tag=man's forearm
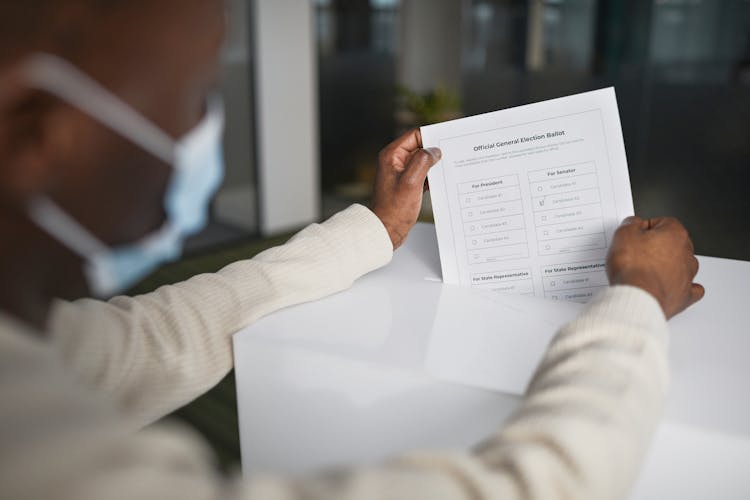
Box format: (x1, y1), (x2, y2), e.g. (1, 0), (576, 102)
(468, 285), (669, 499)
(47, 204), (393, 426)
(28, 285), (670, 500)
(238, 286), (672, 500)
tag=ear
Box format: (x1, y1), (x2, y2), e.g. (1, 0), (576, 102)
(0, 63), (77, 207)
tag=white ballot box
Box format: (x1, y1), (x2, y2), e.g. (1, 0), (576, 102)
(233, 224), (750, 499)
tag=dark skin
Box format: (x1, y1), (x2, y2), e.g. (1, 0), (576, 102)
(0, 0), (702, 333)
(0, 0), (439, 331)
(607, 216), (705, 318)
(0, 0), (227, 329)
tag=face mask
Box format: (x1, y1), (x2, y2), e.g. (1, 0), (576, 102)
(21, 53), (225, 297)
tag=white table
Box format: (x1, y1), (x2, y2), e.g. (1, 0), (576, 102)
(233, 223), (750, 499)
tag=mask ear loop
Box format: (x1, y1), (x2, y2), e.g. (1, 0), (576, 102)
(27, 197), (119, 297)
(21, 53), (176, 164)
(20, 54), (181, 297)
(27, 197), (107, 258)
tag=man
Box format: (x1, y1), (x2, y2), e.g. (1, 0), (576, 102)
(0, 1), (703, 499)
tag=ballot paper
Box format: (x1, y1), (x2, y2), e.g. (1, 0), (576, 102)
(421, 88), (633, 302)
(424, 285), (583, 394)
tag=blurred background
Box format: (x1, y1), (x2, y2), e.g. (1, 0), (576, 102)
(193, 0), (750, 261)
(151, 0), (750, 468)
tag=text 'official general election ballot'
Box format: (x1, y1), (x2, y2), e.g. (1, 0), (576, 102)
(422, 88), (634, 303)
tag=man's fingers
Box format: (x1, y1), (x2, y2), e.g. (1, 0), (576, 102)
(689, 255), (699, 278)
(615, 216), (647, 238)
(620, 216), (681, 232)
(401, 147), (441, 188)
(673, 283), (704, 317)
(688, 283), (705, 306)
(649, 216), (685, 231)
(621, 215), (642, 225)
(620, 215), (649, 231)
(424, 147), (441, 161)
(384, 128), (423, 158)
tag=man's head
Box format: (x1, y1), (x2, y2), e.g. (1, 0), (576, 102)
(0, 0), (226, 309)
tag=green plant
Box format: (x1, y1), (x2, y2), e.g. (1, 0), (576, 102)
(397, 84), (462, 125)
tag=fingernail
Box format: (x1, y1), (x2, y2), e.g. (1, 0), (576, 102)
(426, 147), (442, 160)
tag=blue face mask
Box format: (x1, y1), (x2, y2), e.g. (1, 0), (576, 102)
(22, 54), (226, 297)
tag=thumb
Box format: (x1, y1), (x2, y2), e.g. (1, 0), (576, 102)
(687, 282), (705, 307)
(401, 147), (441, 188)
(621, 215), (648, 230)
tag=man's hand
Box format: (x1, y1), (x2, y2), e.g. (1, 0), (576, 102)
(371, 129), (441, 250)
(607, 216), (705, 319)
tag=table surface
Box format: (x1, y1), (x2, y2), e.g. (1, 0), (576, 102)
(233, 223), (750, 499)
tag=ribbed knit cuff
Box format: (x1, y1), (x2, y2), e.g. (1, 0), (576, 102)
(583, 285), (669, 350)
(319, 204), (394, 279)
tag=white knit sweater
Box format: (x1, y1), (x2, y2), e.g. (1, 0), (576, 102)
(0, 204), (669, 500)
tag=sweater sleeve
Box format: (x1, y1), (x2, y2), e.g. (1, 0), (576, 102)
(28, 285), (671, 500)
(46, 204), (393, 427)
(232, 285), (670, 500)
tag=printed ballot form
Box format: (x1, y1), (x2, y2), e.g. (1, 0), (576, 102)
(422, 88), (633, 302)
